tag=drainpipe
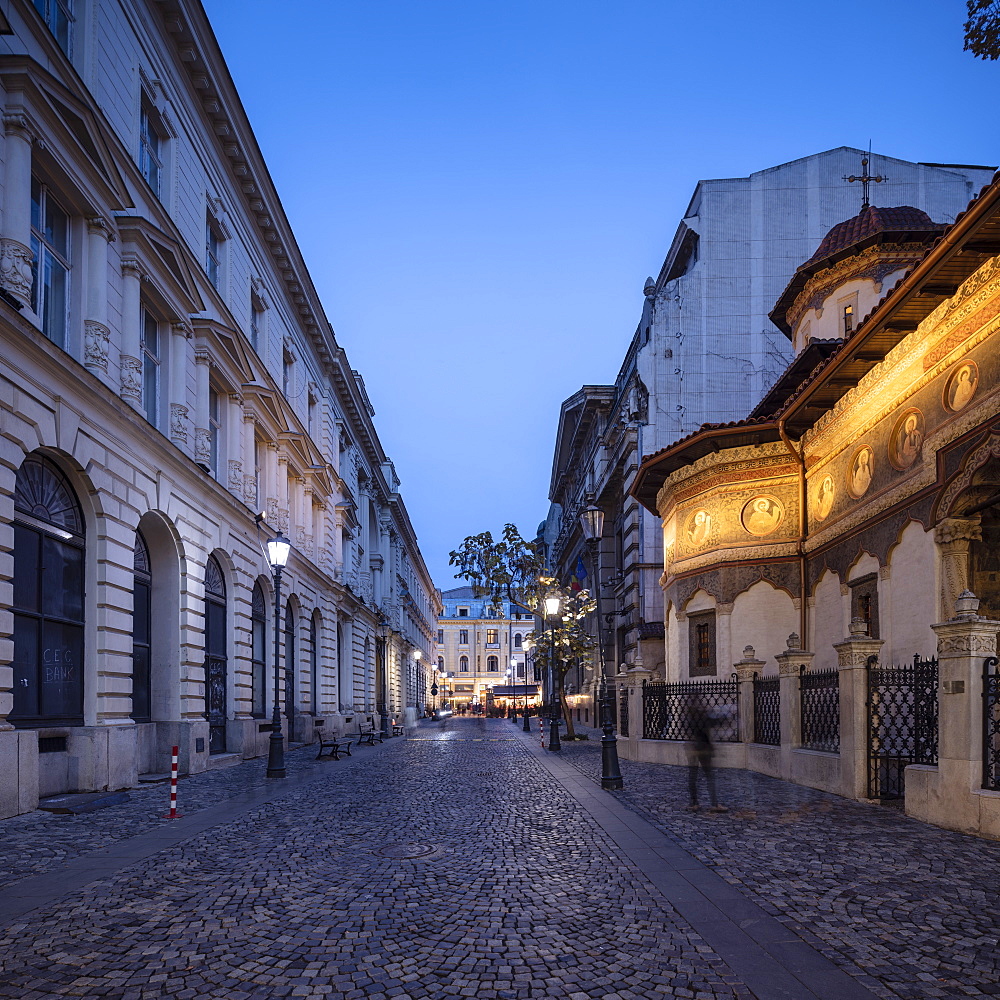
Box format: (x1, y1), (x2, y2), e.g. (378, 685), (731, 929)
(778, 418), (808, 645)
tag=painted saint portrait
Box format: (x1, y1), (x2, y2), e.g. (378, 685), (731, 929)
(945, 361), (978, 412)
(741, 496), (784, 536)
(848, 446), (874, 499)
(890, 408), (924, 470)
(687, 509), (712, 547)
(815, 475), (835, 520)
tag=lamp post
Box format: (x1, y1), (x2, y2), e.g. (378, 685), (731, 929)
(412, 649), (421, 726)
(545, 592), (562, 751)
(522, 640), (534, 731)
(265, 530), (291, 779)
(579, 501), (623, 790)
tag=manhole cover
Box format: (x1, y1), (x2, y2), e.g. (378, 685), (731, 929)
(377, 842), (437, 859)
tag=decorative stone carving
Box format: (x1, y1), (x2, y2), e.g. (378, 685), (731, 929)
(228, 459), (243, 492)
(266, 497), (279, 523)
(0, 238), (34, 304)
(86, 216), (115, 242)
(120, 355), (142, 404)
(84, 320), (110, 373)
(935, 516), (982, 620)
(242, 474), (257, 505)
(937, 633), (998, 655)
(194, 427), (211, 464)
(3, 113), (35, 143)
(278, 506), (289, 532)
(169, 403), (188, 445)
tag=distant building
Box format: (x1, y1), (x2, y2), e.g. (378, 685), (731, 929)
(435, 587), (536, 709)
(544, 149), (995, 714)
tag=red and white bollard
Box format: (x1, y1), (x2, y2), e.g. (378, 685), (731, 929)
(163, 745), (183, 819)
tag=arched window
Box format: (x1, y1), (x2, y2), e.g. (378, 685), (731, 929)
(514, 633), (522, 648)
(310, 611), (320, 715)
(251, 582), (266, 717)
(460, 656), (469, 673)
(204, 555), (228, 754)
(132, 531), (152, 722)
(284, 601), (296, 724)
(487, 656), (499, 672)
(12, 455), (85, 726)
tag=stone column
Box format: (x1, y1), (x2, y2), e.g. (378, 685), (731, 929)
(935, 517), (982, 623)
(193, 346), (211, 467)
(833, 618), (884, 800)
(169, 323), (189, 449)
(0, 114), (36, 307)
(277, 454), (290, 532)
(302, 483), (315, 558)
(925, 591), (1000, 831)
(119, 258), (143, 407)
(226, 394), (244, 499)
(734, 646), (765, 744)
(263, 441), (278, 521)
(241, 408), (257, 507)
(625, 665), (652, 742)
(774, 633), (814, 751)
(83, 217), (113, 376)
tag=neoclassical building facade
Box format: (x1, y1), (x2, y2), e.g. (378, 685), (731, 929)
(0, 0), (438, 819)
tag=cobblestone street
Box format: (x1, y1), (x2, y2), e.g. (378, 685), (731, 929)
(0, 719), (996, 999)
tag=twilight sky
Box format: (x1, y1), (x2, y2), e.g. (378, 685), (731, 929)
(203, 0), (997, 590)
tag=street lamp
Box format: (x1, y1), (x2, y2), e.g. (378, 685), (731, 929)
(544, 592), (562, 751)
(265, 529), (291, 779)
(579, 501), (623, 790)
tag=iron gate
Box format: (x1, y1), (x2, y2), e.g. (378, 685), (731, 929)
(619, 688), (629, 737)
(867, 653), (938, 799)
(984, 656), (1000, 790)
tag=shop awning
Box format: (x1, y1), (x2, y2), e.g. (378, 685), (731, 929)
(488, 685), (540, 697)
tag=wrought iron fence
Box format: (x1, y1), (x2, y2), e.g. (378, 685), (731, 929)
(619, 688), (629, 737)
(984, 657), (1000, 790)
(642, 677), (739, 742)
(800, 666), (840, 753)
(752, 673), (780, 746)
(867, 654), (938, 800)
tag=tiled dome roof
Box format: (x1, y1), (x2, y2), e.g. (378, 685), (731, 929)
(802, 205), (942, 269)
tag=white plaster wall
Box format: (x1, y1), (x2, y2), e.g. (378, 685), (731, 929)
(810, 568), (844, 670)
(730, 581), (798, 672)
(886, 521), (938, 663)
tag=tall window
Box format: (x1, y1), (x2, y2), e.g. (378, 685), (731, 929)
(486, 629), (499, 646)
(141, 308), (161, 426)
(437, 629), (444, 644)
(250, 297), (264, 352)
(459, 630), (468, 645)
(282, 348), (294, 396)
(284, 601), (296, 722)
(514, 633), (522, 648)
(204, 555), (228, 753)
(208, 385), (222, 478)
(30, 177), (70, 349)
(688, 611), (716, 677)
(487, 656), (498, 673)
(132, 531), (152, 723)
(205, 214), (222, 289)
(460, 656), (469, 673)
(251, 582), (266, 717)
(139, 96), (164, 199)
(12, 454), (85, 726)
(437, 656), (445, 671)
(843, 303), (854, 335)
(849, 574), (880, 639)
(32, 0), (73, 56)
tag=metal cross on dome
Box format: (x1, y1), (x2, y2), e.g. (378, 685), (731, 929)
(843, 145), (885, 210)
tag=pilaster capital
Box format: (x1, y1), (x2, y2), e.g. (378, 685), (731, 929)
(194, 346), (212, 366)
(776, 651), (814, 676)
(171, 320), (193, 339)
(934, 516), (982, 547)
(833, 636), (884, 668)
(716, 602), (734, 617)
(86, 216), (115, 242)
(120, 256), (146, 281)
(734, 645), (766, 681)
(3, 112), (36, 143)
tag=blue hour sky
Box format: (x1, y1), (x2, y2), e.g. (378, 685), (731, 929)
(204, 0), (997, 589)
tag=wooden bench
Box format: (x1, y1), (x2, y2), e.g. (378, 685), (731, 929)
(391, 723), (404, 738)
(316, 732), (354, 760)
(356, 724), (384, 746)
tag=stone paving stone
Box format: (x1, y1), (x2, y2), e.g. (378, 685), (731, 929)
(558, 731), (1000, 1000)
(0, 720), (751, 1000)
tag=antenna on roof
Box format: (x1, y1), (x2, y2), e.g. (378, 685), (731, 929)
(843, 142), (885, 210)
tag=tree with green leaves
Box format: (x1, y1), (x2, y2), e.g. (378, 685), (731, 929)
(448, 523), (546, 616)
(965, 0), (1000, 60)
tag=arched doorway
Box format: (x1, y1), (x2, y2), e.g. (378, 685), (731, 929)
(284, 600), (296, 734)
(11, 454), (86, 726)
(204, 555), (228, 754)
(132, 531), (152, 722)
(973, 503), (1000, 617)
(251, 582), (267, 718)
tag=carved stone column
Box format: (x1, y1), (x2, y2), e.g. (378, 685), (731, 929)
(193, 346), (211, 467)
(774, 633), (814, 758)
(920, 591), (1000, 832)
(277, 454), (290, 532)
(716, 602), (733, 672)
(119, 258), (144, 407)
(241, 406), (257, 507)
(734, 646), (765, 745)
(1, 114), (36, 306)
(935, 516), (982, 623)
(169, 322), (190, 449)
(625, 665), (652, 742)
(833, 618), (884, 800)
(227, 394), (244, 498)
(83, 217), (114, 374)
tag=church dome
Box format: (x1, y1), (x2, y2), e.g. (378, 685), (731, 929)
(801, 205), (943, 270)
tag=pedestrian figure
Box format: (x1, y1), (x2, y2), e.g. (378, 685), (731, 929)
(685, 694), (728, 813)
